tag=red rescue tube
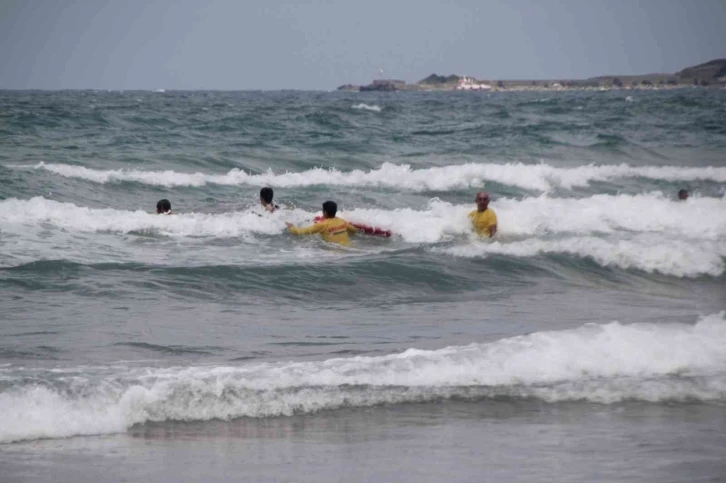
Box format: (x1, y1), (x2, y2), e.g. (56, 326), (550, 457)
(313, 216), (391, 238)
(351, 223), (391, 237)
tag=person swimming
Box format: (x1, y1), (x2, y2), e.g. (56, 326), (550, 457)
(678, 189), (689, 201)
(156, 199), (172, 214)
(260, 187), (279, 213)
(285, 201), (358, 245)
(469, 191), (497, 237)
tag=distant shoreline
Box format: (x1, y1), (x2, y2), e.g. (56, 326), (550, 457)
(338, 83), (711, 93)
(338, 59), (726, 92)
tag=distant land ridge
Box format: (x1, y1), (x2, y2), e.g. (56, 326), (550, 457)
(338, 59), (726, 92)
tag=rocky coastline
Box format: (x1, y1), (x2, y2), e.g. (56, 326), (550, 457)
(338, 59), (726, 92)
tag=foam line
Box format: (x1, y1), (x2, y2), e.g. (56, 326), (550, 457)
(26, 162), (726, 191)
(1, 313), (724, 443)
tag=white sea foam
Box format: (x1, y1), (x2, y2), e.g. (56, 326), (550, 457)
(1, 195), (724, 275)
(0, 197), (288, 238)
(343, 194), (726, 242)
(0, 197), (356, 267)
(26, 162), (726, 191)
(352, 194), (726, 276)
(491, 193), (726, 240)
(352, 103), (382, 112)
(435, 237), (726, 278)
(3, 193), (724, 241)
(1, 312), (724, 443)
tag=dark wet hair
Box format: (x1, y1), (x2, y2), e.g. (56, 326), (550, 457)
(678, 189), (688, 199)
(260, 187), (274, 204)
(322, 200), (337, 217)
(156, 199), (171, 213)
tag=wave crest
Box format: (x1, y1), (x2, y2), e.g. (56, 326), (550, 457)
(1, 312), (724, 443)
(435, 237), (726, 278)
(352, 103), (382, 112)
(25, 162), (726, 191)
(1, 195), (724, 276)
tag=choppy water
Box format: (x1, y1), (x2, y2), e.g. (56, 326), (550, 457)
(1, 89), (725, 482)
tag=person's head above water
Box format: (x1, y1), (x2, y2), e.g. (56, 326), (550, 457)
(678, 189), (689, 200)
(260, 187), (274, 205)
(322, 200), (337, 218)
(156, 199), (172, 214)
(260, 187), (277, 212)
(475, 191), (491, 211)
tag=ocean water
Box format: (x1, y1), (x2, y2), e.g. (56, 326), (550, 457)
(1, 89), (725, 482)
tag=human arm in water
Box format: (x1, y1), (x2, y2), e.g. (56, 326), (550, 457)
(487, 209), (498, 238)
(286, 222), (326, 236)
(311, 216), (358, 234)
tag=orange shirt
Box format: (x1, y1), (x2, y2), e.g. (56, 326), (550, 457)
(288, 217), (358, 245)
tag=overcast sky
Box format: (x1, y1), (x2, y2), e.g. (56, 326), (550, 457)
(1, 0), (724, 90)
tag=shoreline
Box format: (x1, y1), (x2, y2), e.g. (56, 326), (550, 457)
(338, 58), (726, 92)
(339, 83), (722, 93)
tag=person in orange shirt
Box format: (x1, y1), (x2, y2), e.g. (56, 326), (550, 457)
(286, 201), (358, 245)
(469, 191), (497, 237)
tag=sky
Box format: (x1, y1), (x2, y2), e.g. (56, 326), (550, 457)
(0, 0), (724, 90)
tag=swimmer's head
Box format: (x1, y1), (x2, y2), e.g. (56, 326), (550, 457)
(678, 189), (689, 200)
(260, 187), (274, 205)
(156, 199), (172, 214)
(475, 191), (491, 211)
(322, 201), (337, 218)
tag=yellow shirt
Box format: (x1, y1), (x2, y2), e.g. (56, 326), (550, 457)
(288, 217), (358, 245)
(469, 209), (497, 237)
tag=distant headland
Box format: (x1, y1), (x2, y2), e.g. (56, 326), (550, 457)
(338, 59), (726, 92)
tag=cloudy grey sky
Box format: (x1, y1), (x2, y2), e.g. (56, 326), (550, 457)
(1, 0), (724, 90)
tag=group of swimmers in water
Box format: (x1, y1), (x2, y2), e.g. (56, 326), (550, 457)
(155, 187), (498, 245)
(155, 187), (690, 246)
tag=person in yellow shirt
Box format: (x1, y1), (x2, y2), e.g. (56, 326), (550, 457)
(286, 201), (358, 245)
(469, 191), (497, 237)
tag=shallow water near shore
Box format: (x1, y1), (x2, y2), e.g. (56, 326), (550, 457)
(2, 401), (725, 483)
(1, 89), (725, 482)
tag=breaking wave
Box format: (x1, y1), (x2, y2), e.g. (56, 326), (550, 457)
(1, 312), (724, 443)
(352, 103), (382, 112)
(1, 195), (724, 276)
(24, 162), (726, 191)
(0, 197), (286, 238)
(2, 193), (724, 240)
(435, 237), (726, 278)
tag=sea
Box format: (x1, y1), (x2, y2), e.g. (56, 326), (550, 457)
(0, 89), (725, 483)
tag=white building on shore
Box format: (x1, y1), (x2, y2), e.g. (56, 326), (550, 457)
(456, 77), (492, 91)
